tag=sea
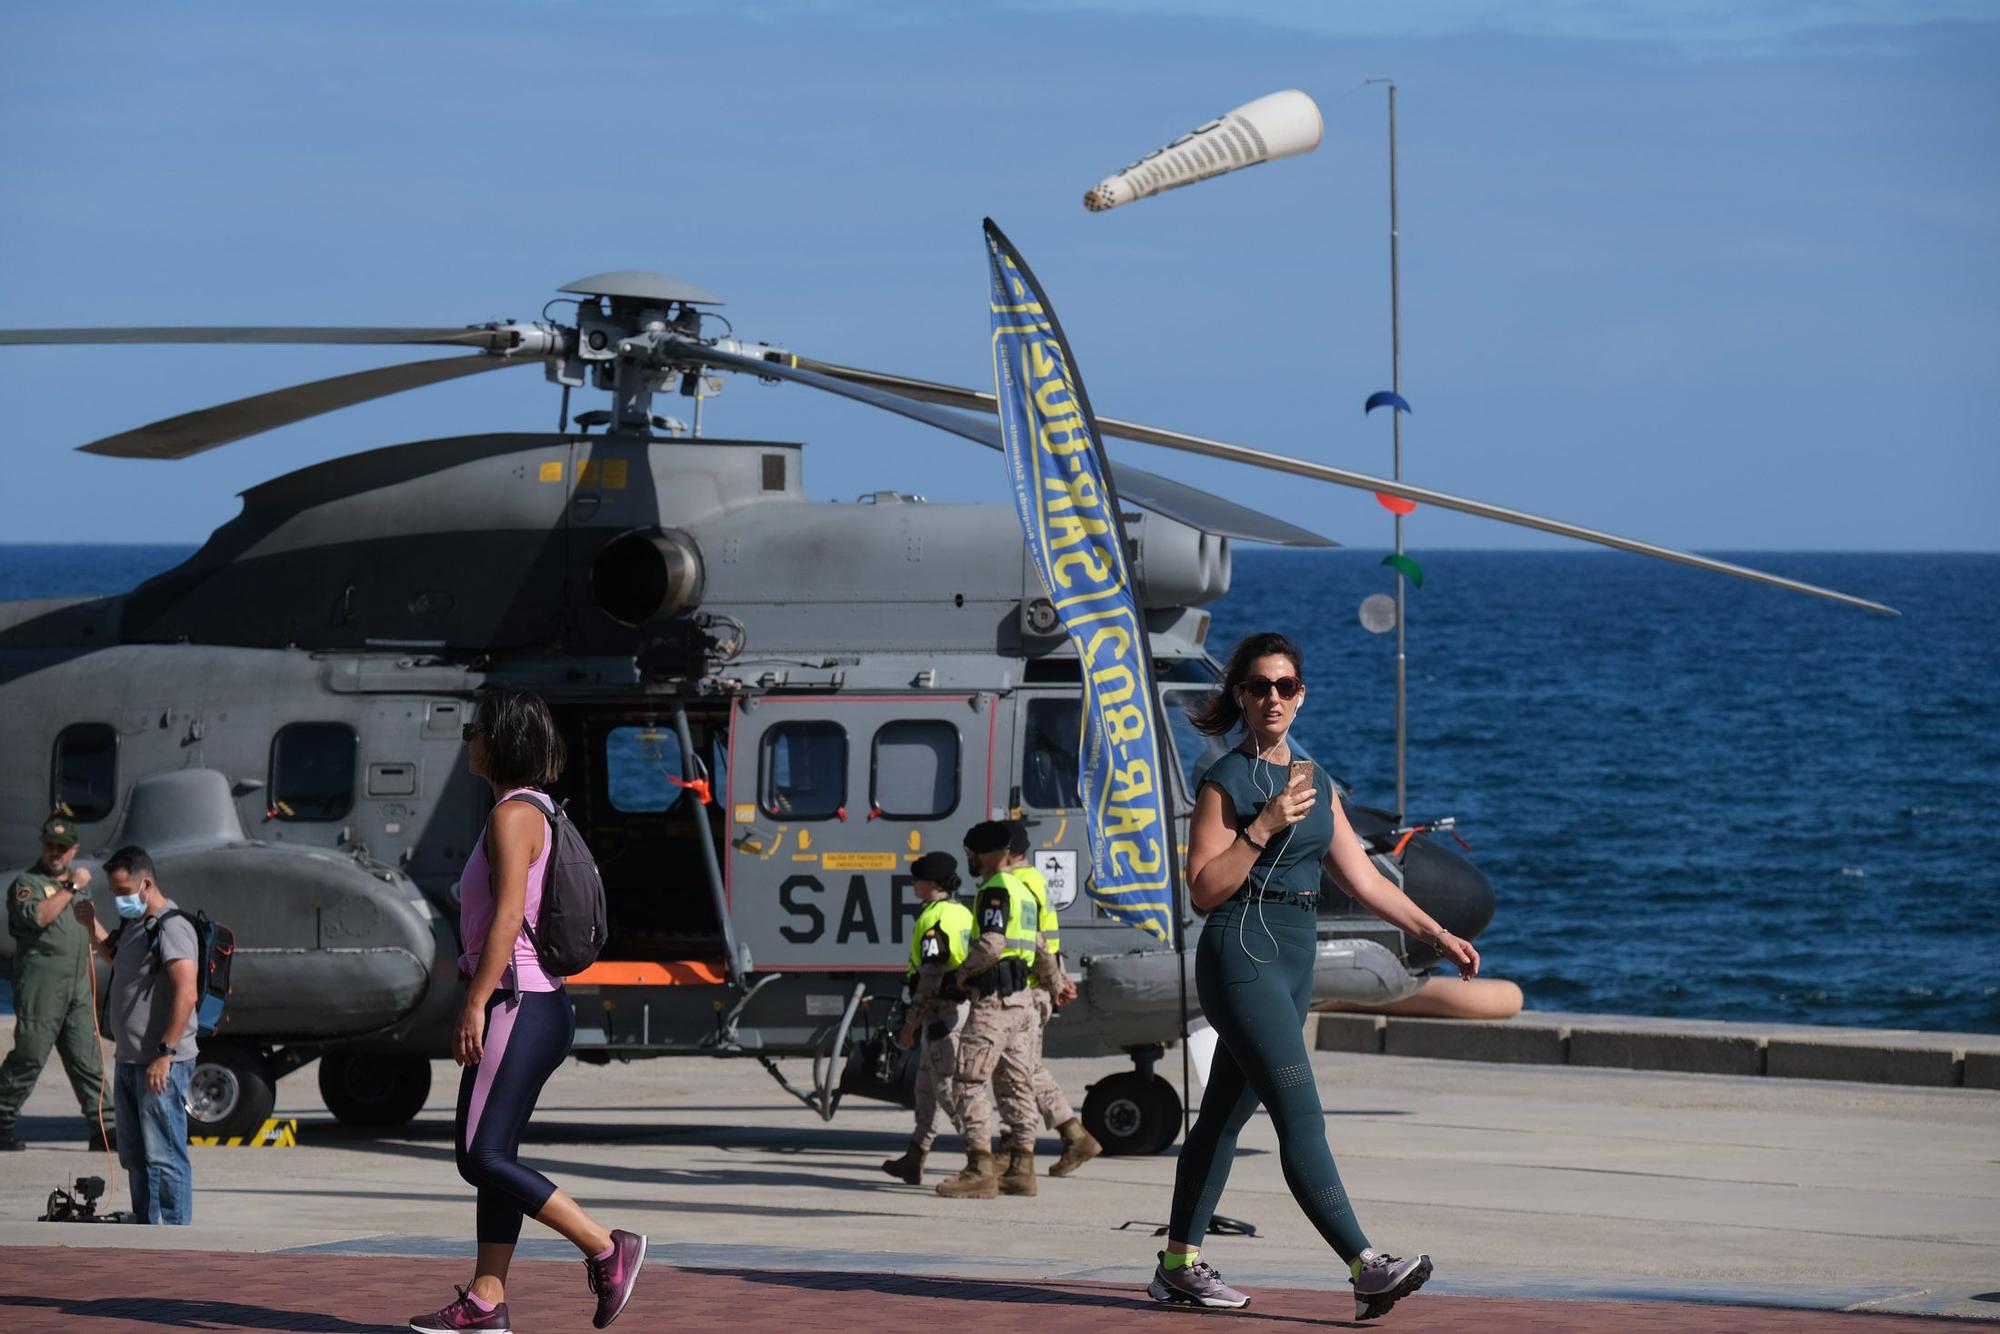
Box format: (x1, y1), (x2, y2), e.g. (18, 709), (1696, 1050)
(3, 546), (1995, 1034)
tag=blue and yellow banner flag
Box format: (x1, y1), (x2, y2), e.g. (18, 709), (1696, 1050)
(983, 219), (1174, 942)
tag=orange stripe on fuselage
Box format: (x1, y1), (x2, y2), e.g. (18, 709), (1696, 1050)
(565, 960), (726, 987)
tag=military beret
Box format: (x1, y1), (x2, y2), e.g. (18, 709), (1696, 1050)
(911, 851), (958, 885)
(962, 820), (1011, 854)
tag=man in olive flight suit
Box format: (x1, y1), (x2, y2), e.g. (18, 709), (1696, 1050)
(880, 851), (976, 1185)
(1003, 823), (1101, 1178)
(0, 814), (114, 1152)
(937, 820), (1063, 1200)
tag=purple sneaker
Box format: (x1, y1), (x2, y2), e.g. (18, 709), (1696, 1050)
(1350, 1248), (1432, 1321)
(408, 1286), (511, 1333)
(1147, 1251), (1250, 1309)
(586, 1229), (648, 1328)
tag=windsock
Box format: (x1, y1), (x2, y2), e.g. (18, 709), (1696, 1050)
(1084, 89), (1323, 212)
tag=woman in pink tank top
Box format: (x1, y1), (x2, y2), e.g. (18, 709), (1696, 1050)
(409, 687), (647, 1334)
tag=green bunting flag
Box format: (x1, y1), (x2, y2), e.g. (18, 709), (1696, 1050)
(1381, 553), (1425, 588)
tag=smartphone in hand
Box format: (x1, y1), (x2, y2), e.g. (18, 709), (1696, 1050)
(1286, 758), (1314, 792)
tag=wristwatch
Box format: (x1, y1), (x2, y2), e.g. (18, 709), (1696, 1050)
(153, 1041), (174, 1057)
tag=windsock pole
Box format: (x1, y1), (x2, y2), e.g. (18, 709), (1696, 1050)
(1368, 78), (1409, 820)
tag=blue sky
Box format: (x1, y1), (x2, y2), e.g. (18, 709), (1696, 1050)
(1, 1), (1993, 550)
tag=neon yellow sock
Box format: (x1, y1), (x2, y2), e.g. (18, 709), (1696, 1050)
(1162, 1249), (1200, 1271)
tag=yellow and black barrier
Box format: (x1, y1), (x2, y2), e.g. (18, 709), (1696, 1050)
(191, 1117), (298, 1148)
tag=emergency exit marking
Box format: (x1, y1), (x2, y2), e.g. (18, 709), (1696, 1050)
(734, 804), (756, 823)
(1040, 850), (1079, 910)
(538, 461), (564, 482)
(822, 852), (897, 871)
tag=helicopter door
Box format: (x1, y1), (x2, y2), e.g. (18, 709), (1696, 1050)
(728, 694), (994, 971)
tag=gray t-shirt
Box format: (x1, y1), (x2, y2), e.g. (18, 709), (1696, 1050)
(110, 899), (199, 1063)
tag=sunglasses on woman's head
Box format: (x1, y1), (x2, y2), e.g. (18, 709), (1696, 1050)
(1240, 675), (1303, 700)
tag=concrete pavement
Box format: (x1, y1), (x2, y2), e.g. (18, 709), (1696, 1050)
(1, 1015), (1994, 1325)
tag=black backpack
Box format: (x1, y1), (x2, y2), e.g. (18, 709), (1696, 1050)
(145, 908), (234, 1037)
(501, 791), (608, 977)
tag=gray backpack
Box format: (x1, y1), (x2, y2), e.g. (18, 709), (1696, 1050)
(502, 791), (608, 977)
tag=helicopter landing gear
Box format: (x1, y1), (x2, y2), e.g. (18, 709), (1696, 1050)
(1082, 1046), (1183, 1157)
(317, 1051), (434, 1128)
(187, 1039), (277, 1140)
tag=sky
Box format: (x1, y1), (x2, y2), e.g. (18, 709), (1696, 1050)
(1, 1), (1994, 551)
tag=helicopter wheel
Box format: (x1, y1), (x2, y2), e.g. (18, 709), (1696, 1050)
(187, 1040), (277, 1141)
(1081, 1070), (1182, 1156)
(318, 1051), (434, 1128)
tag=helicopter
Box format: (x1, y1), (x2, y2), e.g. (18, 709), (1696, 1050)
(0, 268), (1892, 1153)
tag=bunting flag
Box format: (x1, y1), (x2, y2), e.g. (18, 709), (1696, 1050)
(984, 219), (1174, 942)
(1381, 553), (1425, 587)
(1364, 390), (1412, 415)
(1375, 491), (1417, 516)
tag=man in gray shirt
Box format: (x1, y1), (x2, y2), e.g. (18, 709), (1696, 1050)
(75, 845), (198, 1224)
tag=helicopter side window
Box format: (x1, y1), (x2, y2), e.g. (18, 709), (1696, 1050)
(1163, 690), (1231, 799)
(605, 725), (687, 813)
(52, 723), (118, 824)
(871, 721), (959, 820)
(270, 723), (358, 822)
(1021, 698), (1081, 809)
(760, 721), (846, 820)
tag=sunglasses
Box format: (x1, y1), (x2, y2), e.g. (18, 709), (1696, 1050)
(1240, 675), (1303, 700)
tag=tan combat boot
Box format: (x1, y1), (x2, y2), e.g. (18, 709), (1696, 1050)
(936, 1144), (999, 1199)
(1048, 1117), (1102, 1178)
(997, 1147), (1038, 1196)
(880, 1140), (928, 1185)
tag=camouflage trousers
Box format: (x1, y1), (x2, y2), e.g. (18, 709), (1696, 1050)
(1022, 986), (1075, 1130)
(913, 1002), (970, 1150)
(952, 989), (1038, 1151)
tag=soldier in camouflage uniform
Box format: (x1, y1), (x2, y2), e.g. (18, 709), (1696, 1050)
(0, 814), (113, 1152)
(1002, 823), (1101, 1178)
(937, 821), (1063, 1200)
(880, 851), (976, 1185)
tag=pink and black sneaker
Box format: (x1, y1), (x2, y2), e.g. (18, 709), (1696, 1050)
(585, 1229), (648, 1328)
(408, 1286), (511, 1333)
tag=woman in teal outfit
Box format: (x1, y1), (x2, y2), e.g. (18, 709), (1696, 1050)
(1147, 632), (1481, 1322)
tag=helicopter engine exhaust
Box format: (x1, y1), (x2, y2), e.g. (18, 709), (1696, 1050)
(592, 527), (704, 625)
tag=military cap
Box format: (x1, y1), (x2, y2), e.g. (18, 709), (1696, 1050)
(963, 820), (1011, 854)
(911, 851), (958, 887)
(40, 814), (79, 848)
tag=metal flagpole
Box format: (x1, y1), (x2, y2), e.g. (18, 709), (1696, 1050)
(1368, 79), (1408, 819)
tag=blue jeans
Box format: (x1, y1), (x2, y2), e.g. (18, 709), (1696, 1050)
(114, 1059), (193, 1224)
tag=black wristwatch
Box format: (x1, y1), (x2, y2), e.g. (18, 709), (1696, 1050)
(154, 1041), (174, 1057)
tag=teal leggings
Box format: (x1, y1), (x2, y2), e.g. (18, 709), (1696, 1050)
(1169, 898), (1371, 1262)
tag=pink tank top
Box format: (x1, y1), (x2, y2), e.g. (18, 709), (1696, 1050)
(457, 787), (560, 992)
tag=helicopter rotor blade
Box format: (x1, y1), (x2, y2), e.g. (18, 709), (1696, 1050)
(1, 326), (528, 349)
(77, 354), (540, 460)
(687, 342), (1333, 548)
(786, 356), (1898, 617)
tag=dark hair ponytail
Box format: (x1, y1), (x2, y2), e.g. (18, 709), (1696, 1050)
(1188, 631), (1305, 737)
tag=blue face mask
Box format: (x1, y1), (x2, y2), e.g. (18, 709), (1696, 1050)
(113, 892), (147, 920)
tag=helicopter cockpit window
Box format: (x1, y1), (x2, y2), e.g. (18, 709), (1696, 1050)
(52, 723), (118, 824)
(760, 721), (847, 820)
(871, 721), (959, 820)
(270, 723), (358, 822)
(1021, 699), (1081, 809)
(605, 725), (687, 813)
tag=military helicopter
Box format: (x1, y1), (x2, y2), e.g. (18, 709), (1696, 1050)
(0, 269), (1891, 1153)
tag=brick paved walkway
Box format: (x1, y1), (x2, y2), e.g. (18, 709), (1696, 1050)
(0, 1248), (1961, 1332)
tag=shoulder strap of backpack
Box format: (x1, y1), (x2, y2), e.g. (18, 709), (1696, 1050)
(144, 908), (191, 970)
(490, 791), (558, 950)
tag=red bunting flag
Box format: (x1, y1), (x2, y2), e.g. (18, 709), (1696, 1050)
(1375, 491), (1417, 516)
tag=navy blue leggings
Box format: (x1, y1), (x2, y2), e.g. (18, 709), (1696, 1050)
(1169, 899), (1372, 1262)
(454, 987), (574, 1245)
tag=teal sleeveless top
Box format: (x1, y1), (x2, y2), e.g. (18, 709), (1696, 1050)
(1199, 748), (1335, 898)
